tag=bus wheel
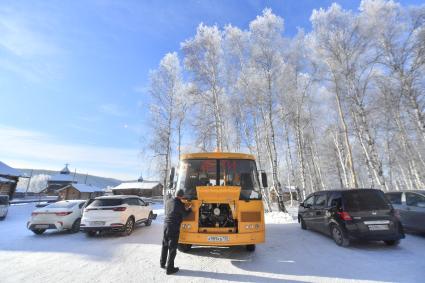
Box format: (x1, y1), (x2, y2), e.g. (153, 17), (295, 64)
(178, 244), (192, 252)
(246, 244), (256, 252)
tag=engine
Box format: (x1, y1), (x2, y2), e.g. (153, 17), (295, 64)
(199, 203), (235, 228)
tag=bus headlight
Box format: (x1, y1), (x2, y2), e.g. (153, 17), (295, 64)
(182, 224), (192, 229)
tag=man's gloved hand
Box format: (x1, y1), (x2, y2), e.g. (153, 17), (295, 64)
(184, 202), (192, 210)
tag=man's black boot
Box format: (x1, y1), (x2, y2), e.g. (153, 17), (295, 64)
(166, 267), (179, 275)
(160, 264), (166, 269)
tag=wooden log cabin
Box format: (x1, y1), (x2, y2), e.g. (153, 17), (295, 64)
(0, 161), (23, 199)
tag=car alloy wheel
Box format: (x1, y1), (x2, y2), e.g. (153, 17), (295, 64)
(331, 225), (349, 247)
(124, 217), (134, 236)
(71, 218), (81, 233)
(145, 213), (153, 226)
(300, 217), (307, 230)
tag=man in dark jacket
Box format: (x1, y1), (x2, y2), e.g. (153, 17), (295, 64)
(160, 189), (192, 275)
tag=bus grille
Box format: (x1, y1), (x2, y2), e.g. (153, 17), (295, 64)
(241, 212), (261, 222)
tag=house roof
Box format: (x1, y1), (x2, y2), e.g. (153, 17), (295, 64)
(0, 176), (15, 183)
(49, 173), (74, 182)
(112, 181), (161, 191)
(60, 183), (103, 193)
(0, 161), (23, 178)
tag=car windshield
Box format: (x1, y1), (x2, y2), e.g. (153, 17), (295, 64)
(46, 202), (78, 209)
(0, 196), (9, 205)
(176, 159), (261, 200)
(90, 199), (123, 207)
(343, 190), (391, 211)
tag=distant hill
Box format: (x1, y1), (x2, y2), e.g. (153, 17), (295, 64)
(18, 168), (122, 189)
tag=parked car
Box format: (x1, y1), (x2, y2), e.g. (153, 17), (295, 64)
(0, 195), (10, 220)
(385, 190), (425, 233)
(298, 189), (405, 247)
(80, 195), (156, 237)
(27, 200), (87, 235)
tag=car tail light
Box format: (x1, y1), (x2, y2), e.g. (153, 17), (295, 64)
(31, 212), (39, 216)
(112, 207), (126, 212)
(337, 211), (352, 221)
(55, 212), (72, 216)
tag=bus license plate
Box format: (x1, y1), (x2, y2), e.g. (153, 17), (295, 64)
(368, 224), (389, 231)
(208, 236), (229, 242)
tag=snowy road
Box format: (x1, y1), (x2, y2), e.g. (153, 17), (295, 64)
(0, 203), (424, 283)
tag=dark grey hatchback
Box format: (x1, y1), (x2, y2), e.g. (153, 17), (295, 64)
(385, 190), (425, 233)
(298, 189), (405, 247)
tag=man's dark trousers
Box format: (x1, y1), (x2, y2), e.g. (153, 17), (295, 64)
(160, 226), (179, 269)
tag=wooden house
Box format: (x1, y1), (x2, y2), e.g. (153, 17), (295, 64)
(41, 164), (76, 196)
(58, 183), (104, 200)
(112, 179), (163, 197)
(0, 161), (23, 199)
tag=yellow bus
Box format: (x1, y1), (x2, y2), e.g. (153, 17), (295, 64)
(171, 152), (266, 252)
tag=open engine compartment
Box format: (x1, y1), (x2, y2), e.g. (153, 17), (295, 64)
(198, 203), (236, 229)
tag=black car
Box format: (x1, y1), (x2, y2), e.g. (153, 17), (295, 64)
(298, 189), (405, 247)
(385, 190), (425, 233)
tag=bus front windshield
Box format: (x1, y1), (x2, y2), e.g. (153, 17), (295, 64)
(176, 159), (262, 200)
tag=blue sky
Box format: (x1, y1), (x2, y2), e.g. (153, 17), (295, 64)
(0, 0), (422, 180)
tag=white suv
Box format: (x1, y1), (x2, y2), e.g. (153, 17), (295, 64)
(80, 195), (156, 236)
(27, 200), (87, 234)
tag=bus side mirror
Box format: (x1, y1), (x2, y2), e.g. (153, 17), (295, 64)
(261, 172), (268, 188)
(169, 167), (175, 189)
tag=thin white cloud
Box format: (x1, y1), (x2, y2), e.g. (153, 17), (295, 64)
(99, 103), (128, 117)
(0, 15), (60, 57)
(0, 5), (65, 82)
(0, 125), (153, 180)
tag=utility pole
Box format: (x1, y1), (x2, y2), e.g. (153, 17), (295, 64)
(25, 169), (33, 198)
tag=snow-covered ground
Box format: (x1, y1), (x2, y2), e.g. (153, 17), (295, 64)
(0, 203), (424, 283)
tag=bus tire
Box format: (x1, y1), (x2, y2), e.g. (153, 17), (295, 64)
(178, 244), (192, 252)
(246, 244), (256, 252)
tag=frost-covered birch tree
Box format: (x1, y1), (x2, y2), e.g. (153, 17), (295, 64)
(182, 24), (228, 151)
(248, 9), (285, 200)
(146, 1), (425, 198)
(149, 52), (185, 199)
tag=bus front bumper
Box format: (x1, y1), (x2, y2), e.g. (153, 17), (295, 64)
(178, 231), (265, 246)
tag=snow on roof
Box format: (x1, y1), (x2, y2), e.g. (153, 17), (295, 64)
(49, 173), (74, 182)
(112, 181), (161, 191)
(14, 187), (27, 193)
(60, 183), (103, 193)
(96, 195), (141, 199)
(0, 161), (23, 178)
(0, 176), (15, 183)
